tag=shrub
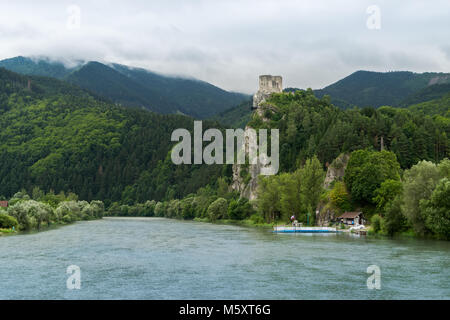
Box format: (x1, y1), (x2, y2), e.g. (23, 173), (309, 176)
(207, 198), (228, 222)
(249, 213), (264, 225)
(8, 200), (54, 230)
(371, 214), (383, 233)
(228, 198), (255, 220)
(0, 213), (19, 229)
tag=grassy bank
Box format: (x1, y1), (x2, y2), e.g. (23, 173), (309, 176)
(193, 217), (273, 228)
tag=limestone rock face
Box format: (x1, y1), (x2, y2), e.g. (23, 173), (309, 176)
(316, 201), (336, 227)
(230, 124), (263, 201)
(231, 75), (282, 201)
(231, 162), (261, 201)
(323, 153), (350, 189)
(230, 122), (274, 201)
(316, 153), (351, 226)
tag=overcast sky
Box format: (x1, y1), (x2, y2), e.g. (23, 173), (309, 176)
(0, 0), (449, 93)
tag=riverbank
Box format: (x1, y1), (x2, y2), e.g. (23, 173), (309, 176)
(0, 218), (103, 236)
(0, 228), (16, 235)
(193, 217), (273, 228)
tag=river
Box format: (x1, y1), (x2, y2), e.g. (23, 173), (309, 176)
(0, 217), (449, 299)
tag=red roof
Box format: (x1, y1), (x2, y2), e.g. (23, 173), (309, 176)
(338, 211), (362, 219)
(0, 201), (8, 207)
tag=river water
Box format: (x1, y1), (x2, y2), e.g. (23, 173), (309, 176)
(0, 217), (449, 299)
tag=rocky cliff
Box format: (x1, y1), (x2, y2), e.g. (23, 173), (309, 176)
(323, 153), (350, 189)
(316, 153), (350, 226)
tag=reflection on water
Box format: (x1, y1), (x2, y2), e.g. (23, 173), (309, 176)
(0, 217), (449, 299)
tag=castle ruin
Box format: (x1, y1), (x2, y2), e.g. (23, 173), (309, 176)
(252, 75), (282, 109)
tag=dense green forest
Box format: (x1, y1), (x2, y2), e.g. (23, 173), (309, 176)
(247, 90), (448, 170)
(407, 92), (450, 117)
(399, 83), (450, 107)
(211, 99), (253, 128)
(0, 56), (249, 118)
(0, 67), (224, 206)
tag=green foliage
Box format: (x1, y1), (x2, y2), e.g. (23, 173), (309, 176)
(212, 100), (253, 128)
(256, 175), (282, 223)
(383, 195), (407, 236)
(228, 197), (255, 220)
(402, 85), (450, 114)
(249, 213), (265, 225)
(278, 171), (302, 222)
(257, 156), (325, 224)
(299, 156), (325, 222)
(1, 187), (104, 231)
(344, 150), (401, 205)
(402, 160), (443, 235)
(0, 68), (225, 204)
(373, 179), (403, 213)
(420, 178), (450, 239)
(371, 214), (383, 233)
(329, 181), (352, 212)
(247, 90), (449, 173)
(207, 198), (228, 222)
(0, 213), (19, 229)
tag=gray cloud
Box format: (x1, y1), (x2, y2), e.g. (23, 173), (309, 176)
(0, 0), (448, 93)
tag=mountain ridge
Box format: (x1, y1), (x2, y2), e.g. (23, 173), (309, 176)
(0, 56), (249, 118)
(314, 70), (450, 108)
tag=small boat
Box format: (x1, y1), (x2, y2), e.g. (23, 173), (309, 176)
(273, 221), (337, 233)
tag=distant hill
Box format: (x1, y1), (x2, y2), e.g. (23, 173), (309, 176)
(212, 99), (252, 128)
(0, 56), (74, 79)
(314, 70), (450, 108)
(0, 56), (249, 118)
(406, 93), (450, 117)
(399, 83), (450, 107)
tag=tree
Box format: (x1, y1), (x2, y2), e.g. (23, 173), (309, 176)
(371, 214), (383, 233)
(344, 150), (401, 205)
(383, 195), (407, 236)
(402, 160), (441, 235)
(207, 198), (228, 222)
(228, 197), (254, 220)
(329, 181), (352, 212)
(373, 179), (403, 213)
(216, 177), (229, 198)
(421, 178), (450, 239)
(154, 202), (164, 217)
(90, 200), (105, 218)
(0, 213), (19, 229)
(7, 200), (55, 230)
(299, 155), (325, 224)
(257, 175), (281, 222)
(278, 171), (302, 222)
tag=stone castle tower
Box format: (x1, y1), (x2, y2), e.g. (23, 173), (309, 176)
(252, 75), (282, 109)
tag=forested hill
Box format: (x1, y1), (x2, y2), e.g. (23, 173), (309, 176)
(314, 70), (450, 109)
(0, 56), (249, 118)
(0, 67), (224, 205)
(248, 89), (449, 171)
